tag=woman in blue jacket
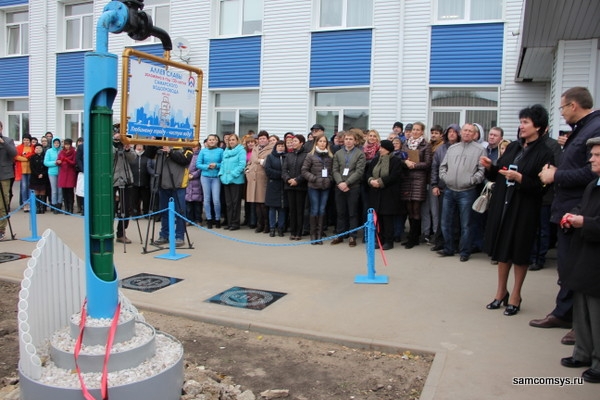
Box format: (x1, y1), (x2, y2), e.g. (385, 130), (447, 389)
(43, 137), (63, 212)
(219, 134), (246, 230)
(197, 134), (224, 228)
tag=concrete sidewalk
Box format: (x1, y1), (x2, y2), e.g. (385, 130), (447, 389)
(0, 209), (596, 400)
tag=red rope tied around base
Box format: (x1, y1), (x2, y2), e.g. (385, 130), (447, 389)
(372, 210), (388, 266)
(74, 299), (121, 400)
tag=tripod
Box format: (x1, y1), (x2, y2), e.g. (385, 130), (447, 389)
(142, 149), (192, 253)
(113, 147), (141, 252)
(0, 180), (15, 240)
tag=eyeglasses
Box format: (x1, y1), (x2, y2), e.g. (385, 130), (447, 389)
(558, 102), (572, 111)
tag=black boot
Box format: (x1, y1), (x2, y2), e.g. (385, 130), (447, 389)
(316, 215), (325, 245)
(269, 228), (276, 237)
(309, 216), (318, 244)
(404, 218), (421, 249)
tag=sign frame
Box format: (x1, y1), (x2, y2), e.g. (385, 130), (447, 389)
(119, 48), (202, 147)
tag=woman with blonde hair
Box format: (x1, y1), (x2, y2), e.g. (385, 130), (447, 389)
(400, 122), (432, 249)
(302, 134), (334, 244)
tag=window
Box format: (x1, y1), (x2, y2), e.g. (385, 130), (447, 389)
(6, 99), (29, 141)
(314, 90), (369, 137)
(213, 91), (259, 137)
(218, 0), (263, 36)
(318, 0), (372, 29)
(62, 97), (84, 141)
(430, 89), (498, 135)
(64, 2), (93, 50)
(6, 10), (28, 56)
(436, 0), (502, 22)
(129, 0), (170, 45)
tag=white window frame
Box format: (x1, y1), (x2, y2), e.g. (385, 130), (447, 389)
(216, 0), (263, 37)
(429, 87), (499, 135)
(5, 99), (29, 142)
(212, 90), (259, 138)
(313, 89), (370, 138)
(434, 0), (504, 24)
(61, 97), (84, 141)
(316, 0), (373, 30)
(4, 8), (29, 56)
(62, 1), (94, 51)
(126, 0), (171, 46)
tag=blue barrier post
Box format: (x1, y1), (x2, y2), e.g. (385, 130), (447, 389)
(21, 191), (40, 242)
(156, 198), (190, 260)
(354, 209), (388, 284)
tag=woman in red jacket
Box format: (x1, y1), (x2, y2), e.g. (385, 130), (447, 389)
(56, 138), (77, 213)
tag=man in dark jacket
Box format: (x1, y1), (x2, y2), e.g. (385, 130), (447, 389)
(531, 87), (600, 346)
(559, 136), (600, 383)
(0, 121), (17, 240)
(153, 141), (194, 247)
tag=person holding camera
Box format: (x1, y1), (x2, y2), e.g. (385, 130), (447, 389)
(112, 127), (135, 243)
(0, 122), (17, 240)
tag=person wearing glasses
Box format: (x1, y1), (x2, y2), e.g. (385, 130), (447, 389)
(529, 87), (600, 346)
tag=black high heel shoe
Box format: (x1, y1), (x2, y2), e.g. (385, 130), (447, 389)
(486, 292), (509, 310)
(504, 299), (522, 316)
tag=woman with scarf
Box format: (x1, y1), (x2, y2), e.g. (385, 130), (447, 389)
(399, 122), (432, 249)
(361, 130), (381, 231)
(302, 135), (334, 244)
(245, 130), (274, 233)
(264, 140), (287, 237)
(282, 134), (308, 240)
(56, 138), (77, 214)
(481, 105), (554, 316)
(219, 134), (246, 231)
(366, 140), (406, 250)
(197, 134), (224, 228)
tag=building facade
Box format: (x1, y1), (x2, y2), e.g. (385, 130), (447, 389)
(0, 0), (599, 143)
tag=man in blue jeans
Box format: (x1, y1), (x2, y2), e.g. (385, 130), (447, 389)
(438, 123), (486, 262)
(153, 142), (194, 247)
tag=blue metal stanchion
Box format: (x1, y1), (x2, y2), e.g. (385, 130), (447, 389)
(21, 191), (40, 242)
(354, 209), (388, 284)
(156, 198), (190, 260)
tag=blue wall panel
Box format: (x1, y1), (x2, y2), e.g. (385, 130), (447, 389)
(0, 0), (28, 6)
(209, 36), (261, 88)
(310, 29), (372, 88)
(430, 23), (504, 85)
(56, 52), (86, 95)
(0, 56), (29, 97)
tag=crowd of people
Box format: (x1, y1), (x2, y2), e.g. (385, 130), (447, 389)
(1, 87), (600, 382)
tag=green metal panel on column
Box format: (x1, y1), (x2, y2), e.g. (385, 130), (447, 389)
(89, 106), (115, 282)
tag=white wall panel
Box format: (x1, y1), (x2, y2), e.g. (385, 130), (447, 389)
(259, 0), (311, 135)
(369, 0), (402, 135)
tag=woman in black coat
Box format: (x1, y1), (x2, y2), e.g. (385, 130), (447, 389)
(282, 134), (308, 240)
(481, 105), (554, 316)
(264, 141), (288, 237)
(366, 140), (406, 250)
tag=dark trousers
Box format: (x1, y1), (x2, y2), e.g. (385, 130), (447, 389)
(287, 190), (306, 237)
(224, 184), (243, 228)
(572, 292), (600, 371)
(551, 228), (574, 321)
(114, 186), (132, 237)
(130, 185), (151, 216)
(335, 186), (360, 238)
(378, 214), (395, 244)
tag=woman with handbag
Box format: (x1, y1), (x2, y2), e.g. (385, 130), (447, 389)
(480, 105), (554, 316)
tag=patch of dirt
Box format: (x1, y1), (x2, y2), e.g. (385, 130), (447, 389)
(0, 279), (431, 399)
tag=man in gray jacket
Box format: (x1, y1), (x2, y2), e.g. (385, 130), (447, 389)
(0, 121), (17, 241)
(438, 123), (486, 261)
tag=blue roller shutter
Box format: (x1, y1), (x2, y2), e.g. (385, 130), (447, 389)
(430, 23), (504, 85)
(310, 29), (372, 88)
(0, 56), (28, 96)
(209, 36), (261, 88)
(56, 52), (85, 95)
